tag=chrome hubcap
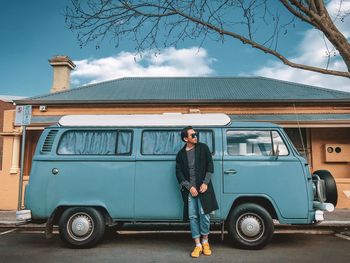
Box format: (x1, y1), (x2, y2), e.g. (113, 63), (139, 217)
(67, 212), (94, 241)
(236, 213), (265, 242)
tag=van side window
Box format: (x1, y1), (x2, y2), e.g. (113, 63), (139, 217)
(142, 130), (214, 155)
(117, 131), (132, 154)
(226, 130), (288, 156)
(57, 130), (132, 155)
(271, 131), (289, 156)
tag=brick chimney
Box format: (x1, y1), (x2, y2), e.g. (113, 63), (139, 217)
(49, 55), (76, 93)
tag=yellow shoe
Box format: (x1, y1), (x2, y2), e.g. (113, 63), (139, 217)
(202, 242), (212, 256)
(191, 245), (203, 258)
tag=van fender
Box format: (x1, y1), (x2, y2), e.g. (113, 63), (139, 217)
(45, 201), (113, 238)
(45, 209), (56, 239)
(224, 194), (282, 222)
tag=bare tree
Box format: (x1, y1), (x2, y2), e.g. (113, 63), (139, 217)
(65, 0), (350, 78)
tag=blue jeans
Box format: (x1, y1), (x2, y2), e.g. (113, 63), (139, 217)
(188, 194), (211, 239)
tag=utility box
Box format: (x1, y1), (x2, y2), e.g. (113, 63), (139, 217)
(324, 144), (350, 162)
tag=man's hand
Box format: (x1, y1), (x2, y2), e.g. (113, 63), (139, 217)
(190, 186), (198, 197)
(199, 183), (208, 193)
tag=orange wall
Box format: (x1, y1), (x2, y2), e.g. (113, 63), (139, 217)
(0, 111), (19, 210)
(311, 128), (350, 178)
(0, 101), (15, 170)
(311, 128), (350, 208)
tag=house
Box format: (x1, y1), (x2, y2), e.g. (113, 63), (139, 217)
(1, 55), (350, 210)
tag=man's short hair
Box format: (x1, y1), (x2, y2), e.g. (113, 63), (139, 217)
(181, 126), (194, 142)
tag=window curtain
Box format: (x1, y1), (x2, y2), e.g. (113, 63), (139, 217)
(58, 131), (117, 155)
(198, 130), (213, 152)
(142, 130), (213, 155)
(117, 131), (132, 154)
(142, 131), (183, 155)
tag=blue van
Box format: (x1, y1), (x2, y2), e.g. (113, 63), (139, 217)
(19, 113), (337, 249)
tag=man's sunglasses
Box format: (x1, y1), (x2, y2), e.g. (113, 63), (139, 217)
(189, 133), (198, 139)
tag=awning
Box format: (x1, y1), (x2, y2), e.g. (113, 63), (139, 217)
(30, 116), (62, 125)
(27, 114), (350, 127)
(229, 114), (350, 127)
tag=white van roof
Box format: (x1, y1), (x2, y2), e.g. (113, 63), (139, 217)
(58, 113), (231, 127)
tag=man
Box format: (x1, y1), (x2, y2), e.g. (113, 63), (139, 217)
(176, 126), (219, 258)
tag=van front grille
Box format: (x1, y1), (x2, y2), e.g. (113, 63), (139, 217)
(41, 130), (58, 153)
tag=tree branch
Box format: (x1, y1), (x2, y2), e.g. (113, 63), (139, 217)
(174, 7), (350, 78)
(65, 0), (350, 78)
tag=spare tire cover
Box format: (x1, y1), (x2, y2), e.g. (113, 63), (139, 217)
(313, 170), (338, 207)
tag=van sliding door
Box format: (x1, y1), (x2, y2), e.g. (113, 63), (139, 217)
(134, 129), (221, 220)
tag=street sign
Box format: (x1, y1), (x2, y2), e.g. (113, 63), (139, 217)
(15, 105), (32, 210)
(15, 105), (32, 126)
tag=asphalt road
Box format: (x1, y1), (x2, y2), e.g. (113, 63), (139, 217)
(0, 230), (349, 263)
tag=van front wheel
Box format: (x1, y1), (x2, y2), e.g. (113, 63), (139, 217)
(59, 207), (105, 248)
(227, 203), (274, 249)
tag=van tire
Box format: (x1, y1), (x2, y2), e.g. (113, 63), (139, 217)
(59, 207), (105, 248)
(227, 203), (274, 249)
(313, 170), (338, 207)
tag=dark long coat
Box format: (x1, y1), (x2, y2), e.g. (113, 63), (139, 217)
(175, 142), (219, 220)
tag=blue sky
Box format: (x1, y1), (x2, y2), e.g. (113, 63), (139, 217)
(1, 0), (349, 98)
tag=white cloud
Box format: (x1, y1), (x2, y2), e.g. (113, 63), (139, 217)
(71, 47), (216, 85)
(249, 0), (350, 92)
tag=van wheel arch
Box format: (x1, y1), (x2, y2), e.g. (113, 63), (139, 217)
(52, 206), (113, 226)
(226, 197), (279, 221)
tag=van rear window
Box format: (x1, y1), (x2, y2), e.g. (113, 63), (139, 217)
(57, 130), (132, 155)
(141, 130), (213, 155)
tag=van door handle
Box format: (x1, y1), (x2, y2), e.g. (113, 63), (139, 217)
(224, 169), (237, 175)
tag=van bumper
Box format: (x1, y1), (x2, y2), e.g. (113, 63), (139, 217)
(16, 210), (32, 223)
(313, 201), (334, 212)
(314, 210), (325, 221)
(313, 201), (335, 222)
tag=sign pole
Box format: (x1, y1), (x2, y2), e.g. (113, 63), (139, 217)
(15, 105), (31, 211)
(17, 125), (26, 210)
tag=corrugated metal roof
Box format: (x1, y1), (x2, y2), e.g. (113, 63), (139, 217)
(15, 77), (350, 105)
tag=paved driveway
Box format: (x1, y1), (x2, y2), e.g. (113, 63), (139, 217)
(0, 230), (349, 263)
